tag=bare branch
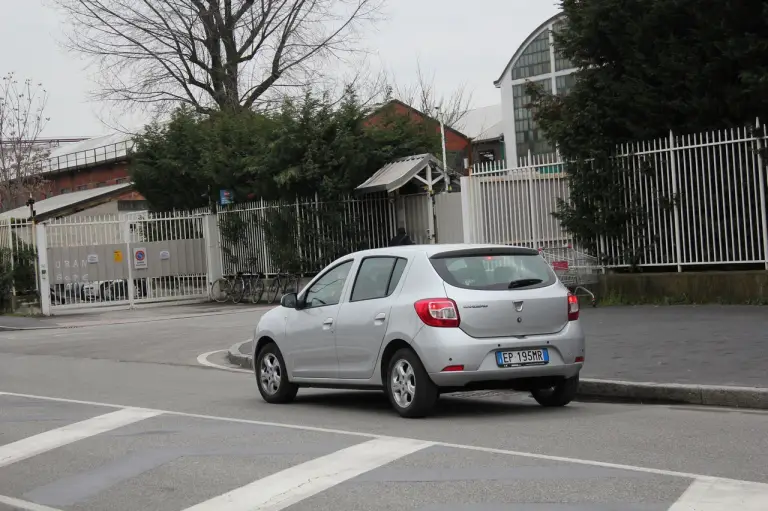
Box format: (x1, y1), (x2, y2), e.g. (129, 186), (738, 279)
(56, 0), (383, 113)
(0, 73), (50, 211)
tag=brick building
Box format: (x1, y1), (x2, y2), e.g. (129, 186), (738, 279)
(365, 100), (472, 172)
(37, 132), (145, 210)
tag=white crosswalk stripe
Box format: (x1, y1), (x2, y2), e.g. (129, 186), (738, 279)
(0, 408), (162, 469)
(668, 477), (768, 511)
(182, 437), (433, 511)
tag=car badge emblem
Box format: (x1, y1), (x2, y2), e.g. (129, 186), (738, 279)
(514, 301), (524, 312)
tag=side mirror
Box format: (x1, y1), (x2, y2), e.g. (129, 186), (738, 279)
(280, 292), (298, 309)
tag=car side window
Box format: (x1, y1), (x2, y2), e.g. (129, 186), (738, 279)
(303, 261), (353, 309)
(350, 257), (408, 302)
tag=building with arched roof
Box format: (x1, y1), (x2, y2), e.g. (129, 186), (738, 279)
(494, 13), (577, 166)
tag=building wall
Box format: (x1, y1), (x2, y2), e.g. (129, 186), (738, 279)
(40, 160), (144, 202)
(497, 14), (577, 166)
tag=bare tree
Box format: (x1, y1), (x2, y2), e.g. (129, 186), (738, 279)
(387, 61), (473, 128)
(56, 0), (382, 114)
(0, 73), (50, 212)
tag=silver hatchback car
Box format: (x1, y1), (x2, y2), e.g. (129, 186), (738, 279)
(253, 244), (585, 418)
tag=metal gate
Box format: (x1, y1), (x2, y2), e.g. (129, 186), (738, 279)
(41, 212), (209, 313)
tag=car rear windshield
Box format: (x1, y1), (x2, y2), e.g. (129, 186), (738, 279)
(430, 250), (556, 290)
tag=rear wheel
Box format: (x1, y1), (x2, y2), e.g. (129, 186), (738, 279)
(386, 348), (438, 418)
(531, 375), (579, 407)
(231, 277), (245, 304)
(210, 278), (231, 303)
(255, 343), (298, 404)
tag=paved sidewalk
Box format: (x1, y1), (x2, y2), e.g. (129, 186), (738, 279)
(0, 302), (270, 330)
(580, 305), (768, 388)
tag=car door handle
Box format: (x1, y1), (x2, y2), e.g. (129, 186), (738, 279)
(374, 313), (386, 320)
(323, 318), (334, 326)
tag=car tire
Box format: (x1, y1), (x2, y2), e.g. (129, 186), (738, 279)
(386, 348), (439, 418)
(531, 375), (579, 407)
(255, 343), (298, 404)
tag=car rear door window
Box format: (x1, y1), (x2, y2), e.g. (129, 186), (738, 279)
(351, 257), (407, 302)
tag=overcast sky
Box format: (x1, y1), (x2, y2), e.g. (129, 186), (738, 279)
(1, 0), (559, 138)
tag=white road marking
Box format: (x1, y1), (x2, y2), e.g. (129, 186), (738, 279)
(0, 495), (63, 511)
(182, 437), (432, 511)
(0, 390), (759, 488)
(196, 350), (251, 374)
(668, 477), (768, 510)
(0, 408), (161, 469)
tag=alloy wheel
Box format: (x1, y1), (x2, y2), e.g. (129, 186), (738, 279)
(260, 353), (282, 395)
(391, 359), (416, 408)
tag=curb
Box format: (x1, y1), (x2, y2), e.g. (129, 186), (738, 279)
(227, 340), (254, 370)
(577, 378), (768, 409)
(225, 340), (768, 410)
(0, 307), (273, 332)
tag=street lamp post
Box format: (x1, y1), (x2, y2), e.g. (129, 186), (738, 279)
(434, 107), (449, 190)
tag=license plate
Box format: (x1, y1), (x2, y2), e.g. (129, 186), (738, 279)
(496, 348), (549, 367)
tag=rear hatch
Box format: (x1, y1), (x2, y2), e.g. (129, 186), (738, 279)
(429, 247), (568, 338)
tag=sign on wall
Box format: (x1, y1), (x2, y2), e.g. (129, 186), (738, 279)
(114, 250), (123, 263)
(133, 247), (148, 269)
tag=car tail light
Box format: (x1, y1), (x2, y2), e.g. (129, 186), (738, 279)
(414, 298), (460, 328)
(567, 293), (580, 321)
(575, 356), (585, 363)
(441, 365), (464, 372)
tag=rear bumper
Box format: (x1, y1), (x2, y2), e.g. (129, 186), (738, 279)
(412, 320), (585, 388)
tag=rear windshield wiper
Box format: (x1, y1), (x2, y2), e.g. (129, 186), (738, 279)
(508, 278), (543, 289)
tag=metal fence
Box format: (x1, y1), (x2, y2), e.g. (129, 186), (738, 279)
(465, 123), (768, 269)
(217, 195), (396, 276)
(43, 212), (208, 310)
(0, 219), (38, 307)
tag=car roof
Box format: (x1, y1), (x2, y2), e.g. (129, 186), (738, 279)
(342, 244), (534, 259)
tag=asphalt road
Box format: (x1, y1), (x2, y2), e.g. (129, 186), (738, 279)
(1, 307), (767, 510)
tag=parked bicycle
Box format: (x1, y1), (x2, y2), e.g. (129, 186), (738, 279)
(266, 270), (302, 304)
(210, 270), (265, 304)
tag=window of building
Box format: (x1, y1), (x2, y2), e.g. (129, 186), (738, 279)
(553, 20), (575, 72)
(511, 31), (552, 80)
(115, 178), (128, 184)
(556, 74), (577, 96)
(76, 184), (89, 191)
(60, 188), (71, 194)
(513, 78), (553, 160)
(478, 150), (495, 162)
(117, 200), (149, 212)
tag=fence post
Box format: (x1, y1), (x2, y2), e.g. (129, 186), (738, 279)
(203, 213), (223, 288)
(35, 223), (51, 316)
(460, 177), (473, 243)
(526, 150), (540, 249)
(669, 130), (683, 272)
(123, 218), (135, 308)
(756, 119), (768, 270)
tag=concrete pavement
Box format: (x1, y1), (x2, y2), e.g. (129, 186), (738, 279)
(2, 304), (768, 510)
(1, 352), (767, 511)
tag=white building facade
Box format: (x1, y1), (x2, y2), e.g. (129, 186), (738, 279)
(495, 13), (577, 166)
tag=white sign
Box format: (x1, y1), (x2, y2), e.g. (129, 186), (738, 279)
(87, 254), (99, 264)
(159, 250), (170, 261)
(133, 247), (148, 269)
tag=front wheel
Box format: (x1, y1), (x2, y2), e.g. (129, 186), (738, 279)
(531, 375), (579, 407)
(267, 278), (282, 304)
(386, 348), (438, 418)
(255, 343), (298, 404)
